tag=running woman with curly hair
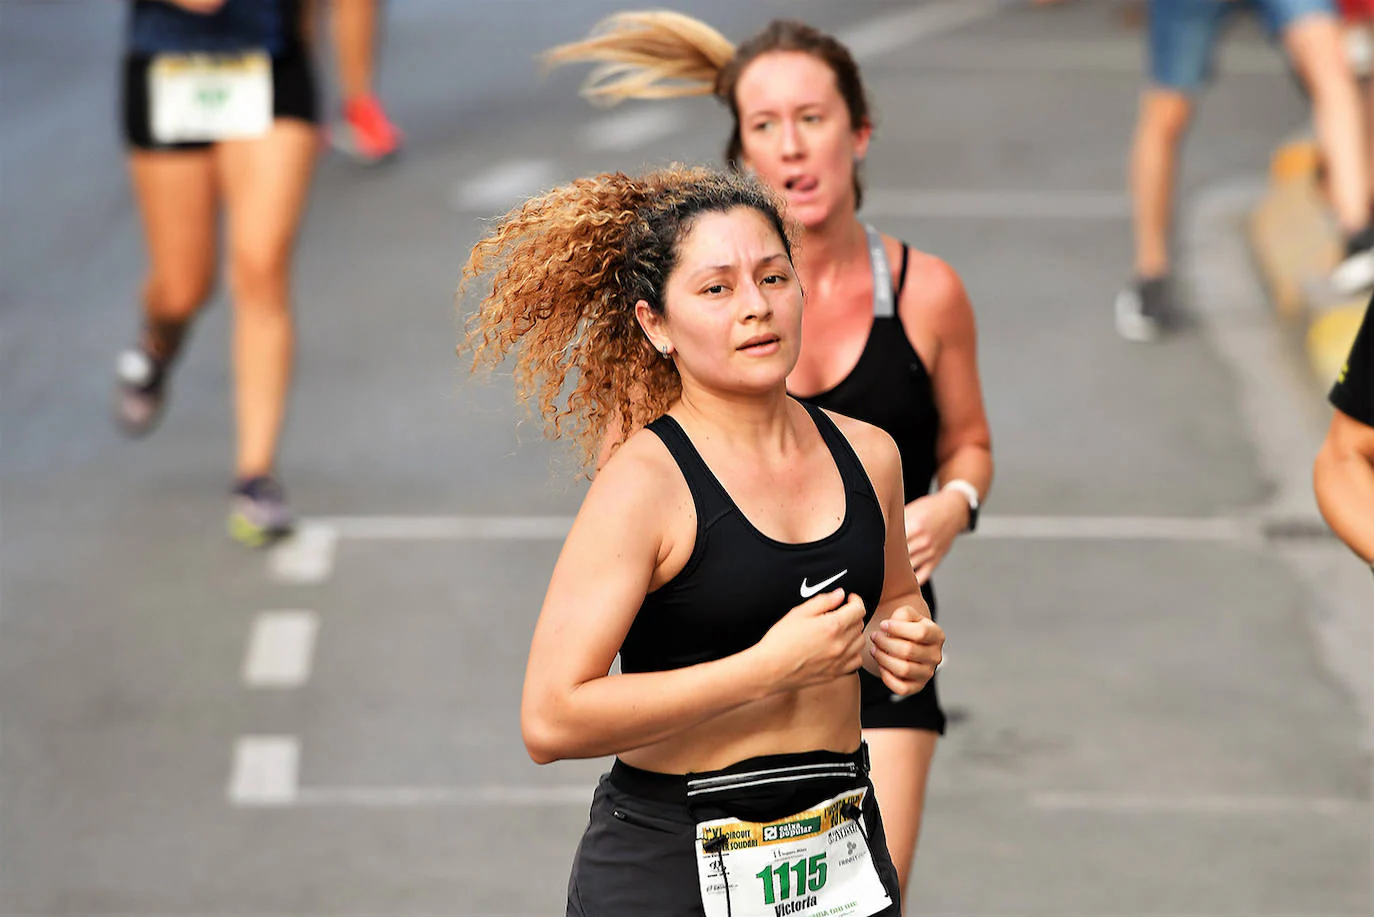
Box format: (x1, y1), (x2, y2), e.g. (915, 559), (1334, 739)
(459, 165), (943, 917)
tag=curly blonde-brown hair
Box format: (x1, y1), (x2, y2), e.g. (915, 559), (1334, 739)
(458, 165), (793, 472)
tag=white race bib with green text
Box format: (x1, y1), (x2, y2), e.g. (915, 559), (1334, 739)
(150, 51), (272, 143)
(694, 788), (891, 917)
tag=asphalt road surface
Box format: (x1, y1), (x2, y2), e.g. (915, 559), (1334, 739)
(3, 1), (1370, 913)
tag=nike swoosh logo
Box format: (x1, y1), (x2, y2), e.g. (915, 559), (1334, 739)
(799, 569), (848, 599)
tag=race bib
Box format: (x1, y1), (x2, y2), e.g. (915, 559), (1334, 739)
(149, 51), (272, 143)
(695, 788), (892, 917)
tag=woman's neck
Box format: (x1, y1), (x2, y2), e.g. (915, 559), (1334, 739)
(794, 214), (868, 294)
(674, 385), (798, 456)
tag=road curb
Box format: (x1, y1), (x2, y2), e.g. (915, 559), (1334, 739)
(1246, 135), (1364, 388)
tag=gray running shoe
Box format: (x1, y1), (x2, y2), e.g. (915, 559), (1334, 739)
(228, 475), (294, 547)
(1114, 276), (1171, 343)
(1331, 224), (1374, 298)
(114, 347), (168, 437)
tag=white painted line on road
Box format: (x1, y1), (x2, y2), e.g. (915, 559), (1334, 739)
(581, 105), (683, 152)
(294, 515), (1258, 543)
(839, 0), (1006, 62)
(1030, 790), (1368, 816)
(314, 515), (574, 540)
(243, 611), (319, 688)
(863, 189), (1129, 220)
(228, 736), (300, 806)
(976, 515), (1254, 541)
(264, 516), (571, 582)
(258, 781), (1371, 815)
(294, 784), (595, 807)
(878, 41), (1285, 76)
(269, 523), (337, 584)
(264, 513), (1274, 583)
(450, 159), (558, 214)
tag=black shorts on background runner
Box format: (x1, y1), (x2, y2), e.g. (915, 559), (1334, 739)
(122, 0), (317, 152)
(121, 46), (318, 152)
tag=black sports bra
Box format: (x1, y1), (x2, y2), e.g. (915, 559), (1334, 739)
(618, 401), (887, 674)
(797, 224), (939, 505)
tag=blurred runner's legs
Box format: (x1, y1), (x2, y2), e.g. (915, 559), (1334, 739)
(1119, 0), (1374, 341)
(218, 120), (317, 544)
(328, 0), (403, 163)
(1313, 299), (1374, 566)
(116, 0), (319, 546)
(1338, 0), (1374, 216)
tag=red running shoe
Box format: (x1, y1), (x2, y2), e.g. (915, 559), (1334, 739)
(332, 94), (403, 164)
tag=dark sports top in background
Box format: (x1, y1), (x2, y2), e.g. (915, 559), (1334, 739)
(129, 0), (304, 56)
(1330, 301), (1373, 428)
(796, 226), (939, 505)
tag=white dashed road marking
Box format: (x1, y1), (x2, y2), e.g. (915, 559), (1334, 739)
(243, 611), (319, 688)
(839, 0), (1006, 62)
(580, 105), (684, 152)
(228, 736), (300, 806)
(269, 523), (337, 585)
(449, 159), (559, 213)
(862, 189), (1130, 221)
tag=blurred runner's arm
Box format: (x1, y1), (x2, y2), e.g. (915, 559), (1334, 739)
(299, 0), (317, 45)
(1314, 409), (1374, 563)
(1315, 304), (1374, 564)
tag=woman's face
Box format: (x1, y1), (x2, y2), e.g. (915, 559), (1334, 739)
(733, 51), (871, 231)
(637, 206), (803, 396)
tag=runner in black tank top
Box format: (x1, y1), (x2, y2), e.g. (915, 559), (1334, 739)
(797, 226), (947, 734)
(459, 168), (945, 917)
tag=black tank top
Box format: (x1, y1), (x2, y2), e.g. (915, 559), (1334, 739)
(130, 0), (305, 56)
(795, 225), (939, 505)
(619, 402), (887, 675)
(796, 226), (941, 631)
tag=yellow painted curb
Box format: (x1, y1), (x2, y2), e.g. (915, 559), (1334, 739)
(1307, 304), (1365, 388)
(1248, 134), (1361, 387)
(1246, 177), (1340, 321)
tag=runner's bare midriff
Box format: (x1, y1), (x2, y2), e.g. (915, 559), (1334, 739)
(618, 675), (862, 774)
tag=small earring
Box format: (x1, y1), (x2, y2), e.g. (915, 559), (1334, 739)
(660, 344), (671, 356)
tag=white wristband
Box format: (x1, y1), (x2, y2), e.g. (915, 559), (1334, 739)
(942, 478), (980, 510)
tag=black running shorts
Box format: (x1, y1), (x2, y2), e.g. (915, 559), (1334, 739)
(121, 46), (318, 152)
(568, 747), (903, 917)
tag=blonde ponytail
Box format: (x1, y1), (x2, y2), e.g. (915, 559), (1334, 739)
(543, 10), (736, 105)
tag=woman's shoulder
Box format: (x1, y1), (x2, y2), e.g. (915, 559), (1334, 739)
(876, 233), (975, 341)
(815, 406), (901, 480)
(875, 234), (965, 305)
(595, 419), (683, 496)
(580, 420), (687, 542)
